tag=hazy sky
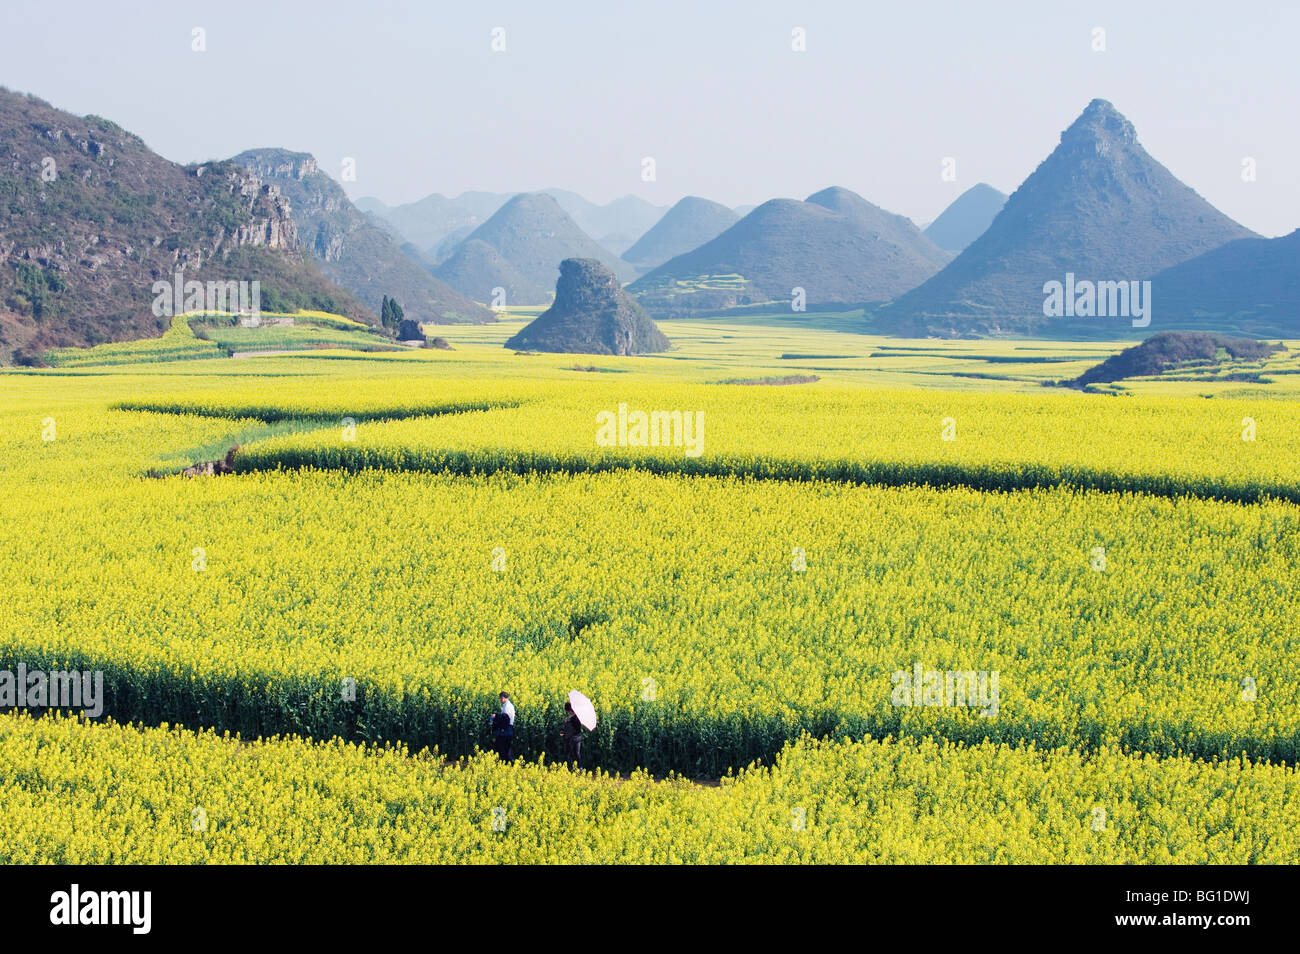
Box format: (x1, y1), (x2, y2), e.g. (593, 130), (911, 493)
(3, 0), (1297, 235)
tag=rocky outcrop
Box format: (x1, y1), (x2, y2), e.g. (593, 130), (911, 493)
(505, 258), (670, 355)
(0, 88), (370, 363)
(232, 148), (494, 324)
(397, 318), (424, 341)
(228, 179), (298, 250)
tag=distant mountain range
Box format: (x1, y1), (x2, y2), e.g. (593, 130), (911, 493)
(539, 189), (666, 256)
(360, 189), (669, 262)
(356, 192), (496, 257)
(232, 149), (493, 324)
(621, 196), (739, 271)
(0, 89), (369, 364)
(433, 193), (636, 305)
(4, 84), (1293, 357)
(924, 184), (1007, 252)
(878, 100), (1260, 337)
(629, 186), (951, 316)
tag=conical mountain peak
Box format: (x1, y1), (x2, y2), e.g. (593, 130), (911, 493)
(1059, 98), (1138, 152)
(434, 192), (636, 304)
(878, 99), (1257, 336)
(621, 196), (738, 270)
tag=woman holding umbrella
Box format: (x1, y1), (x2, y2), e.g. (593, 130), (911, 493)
(562, 690), (597, 770)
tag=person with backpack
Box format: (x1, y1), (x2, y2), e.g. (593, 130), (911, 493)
(490, 691), (514, 760)
(561, 700), (584, 769)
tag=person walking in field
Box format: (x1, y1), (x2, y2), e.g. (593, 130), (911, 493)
(561, 700), (584, 769)
(490, 691), (514, 760)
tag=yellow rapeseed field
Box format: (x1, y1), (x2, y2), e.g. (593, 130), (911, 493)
(1, 713), (1295, 864)
(3, 331), (1297, 861)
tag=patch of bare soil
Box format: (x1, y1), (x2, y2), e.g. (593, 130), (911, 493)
(174, 447), (238, 477)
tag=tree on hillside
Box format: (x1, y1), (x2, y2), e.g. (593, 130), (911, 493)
(379, 295), (405, 332)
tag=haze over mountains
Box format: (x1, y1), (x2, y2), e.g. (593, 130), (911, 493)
(433, 193), (635, 306)
(0, 89), (368, 364)
(879, 99), (1260, 337)
(924, 184), (1008, 253)
(621, 197), (739, 271)
(356, 192), (505, 259)
(539, 190), (667, 256)
(629, 186), (951, 316)
(3, 82), (1294, 363)
(232, 149), (493, 324)
(361, 190), (669, 262)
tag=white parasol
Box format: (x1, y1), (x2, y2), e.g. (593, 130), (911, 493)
(568, 690), (597, 730)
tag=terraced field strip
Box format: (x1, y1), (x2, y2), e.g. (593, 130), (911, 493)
(2, 713), (1295, 864)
